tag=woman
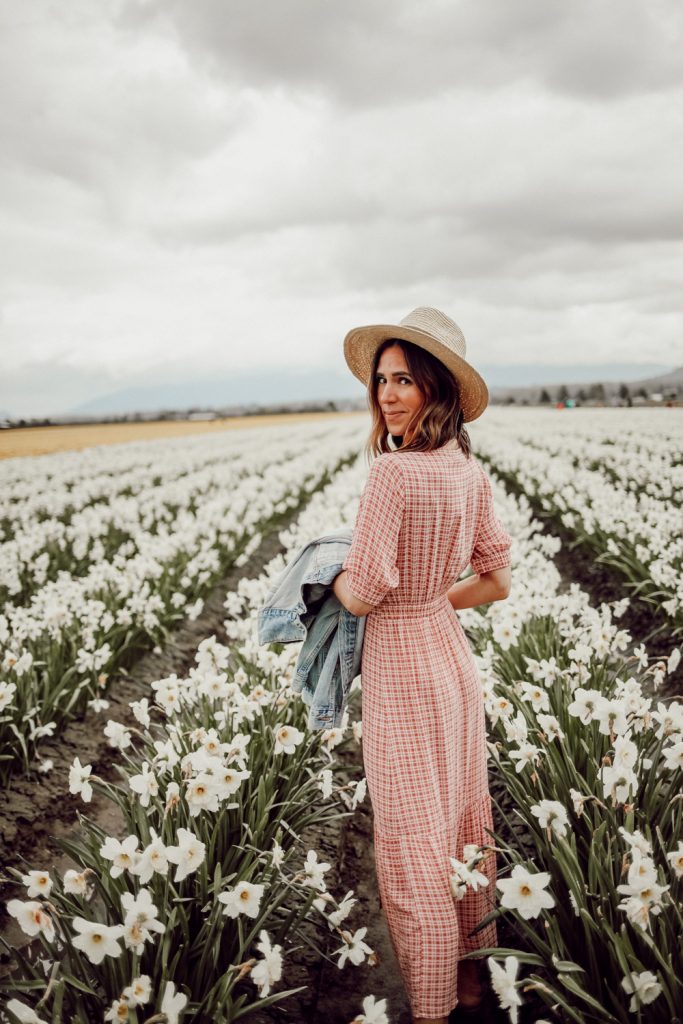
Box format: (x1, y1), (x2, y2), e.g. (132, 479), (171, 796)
(332, 307), (512, 1024)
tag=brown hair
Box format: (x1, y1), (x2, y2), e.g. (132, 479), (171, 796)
(366, 339), (472, 458)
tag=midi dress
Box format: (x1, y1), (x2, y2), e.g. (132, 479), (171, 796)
(342, 440), (513, 1018)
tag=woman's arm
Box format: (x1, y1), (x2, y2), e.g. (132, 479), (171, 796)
(447, 565), (511, 610)
(333, 570), (374, 617)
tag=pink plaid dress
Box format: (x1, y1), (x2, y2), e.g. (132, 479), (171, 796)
(343, 441), (512, 1018)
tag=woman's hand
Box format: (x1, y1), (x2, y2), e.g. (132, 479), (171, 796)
(447, 566), (511, 610)
(332, 570), (374, 617)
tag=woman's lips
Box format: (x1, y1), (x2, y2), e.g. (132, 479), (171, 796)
(384, 411), (404, 419)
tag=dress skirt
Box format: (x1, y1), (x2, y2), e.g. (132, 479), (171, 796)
(362, 596), (497, 1016)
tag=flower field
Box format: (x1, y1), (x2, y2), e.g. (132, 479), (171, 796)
(1, 409), (681, 1024)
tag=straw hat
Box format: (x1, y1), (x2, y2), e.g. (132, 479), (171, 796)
(343, 306), (489, 423)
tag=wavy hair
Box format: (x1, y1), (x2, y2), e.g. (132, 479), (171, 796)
(366, 338), (472, 459)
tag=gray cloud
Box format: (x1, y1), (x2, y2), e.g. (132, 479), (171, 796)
(0, 0), (682, 418)
(120, 0), (683, 103)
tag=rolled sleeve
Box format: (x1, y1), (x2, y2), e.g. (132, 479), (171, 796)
(342, 456), (405, 606)
(470, 467), (513, 575)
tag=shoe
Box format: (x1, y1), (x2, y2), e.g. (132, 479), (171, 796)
(448, 989), (495, 1023)
(449, 1002), (481, 1021)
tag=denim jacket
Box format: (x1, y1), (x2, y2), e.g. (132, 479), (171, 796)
(256, 530), (365, 730)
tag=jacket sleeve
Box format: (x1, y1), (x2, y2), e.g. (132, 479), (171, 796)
(470, 466), (513, 575)
(342, 456), (405, 606)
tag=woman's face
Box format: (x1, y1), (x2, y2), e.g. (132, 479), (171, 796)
(375, 343), (425, 441)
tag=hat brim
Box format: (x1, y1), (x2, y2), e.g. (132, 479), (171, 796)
(343, 323), (489, 423)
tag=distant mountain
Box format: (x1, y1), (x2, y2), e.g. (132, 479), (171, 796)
(68, 370), (361, 416)
(625, 365), (683, 388)
(65, 363), (674, 417)
(489, 364), (683, 402)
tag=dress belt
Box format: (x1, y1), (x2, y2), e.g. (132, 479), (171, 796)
(371, 594), (452, 620)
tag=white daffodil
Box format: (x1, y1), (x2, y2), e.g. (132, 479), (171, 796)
(350, 994), (389, 1024)
(103, 719), (132, 750)
(508, 742), (543, 773)
(129, 697), (151, 728)
(215, 766), (250, 799)
(218, 880), (265, 920)
(569, 788), (588, 816)
(497, 865), (555, 920)
(599, 764), (638, 805)
(6, 900), (55, 942)
(530, 799), (569, 838)
(624, 849), (659, 888)
(21, 871), (52, 899)
(617, 874), (669, 932)
(273, 724), (305, 754)
(225, 732), (251, 766)
(632, 643), (649, 670)
(322, 727), (345, 750)
(99, 835), (139, 878)
(519, 681), (550, 712)
(350, 778), (367, 810)
(250, 929), (283, 997)
(502, 712), (528, 744)
(488, 956), (522, 1023)
(618, 826), (653, 857)
(612, 734), (638, 770)
(165, 781), (181, 812)
(121, 888), (165, 954)
(667, 648), (681, 674)
(121, 974), (152, 1007)
(489, 694), (515, 725)
(152, 737), (181, 772)
(661, 739), (683, 771)
(63, 868), (95, 899)
(68, 757), (93, 802)
(666, 841), (683, 878)
(104, 999), (129, 1022)
(71, 917), (125, 965)
(328, 890), (357, 928)
(129, 762), (159, 808)
(270, 839), (285, 868)
(185, 774), (220, 816)
(165, 827), (206, 882)
(335, 926), (374, 968)
(319, 769), (334, 799)
(0, 681), (18, 712)
(651, 701), (683, 740)
(132, 831), (171, 884)
(449, 849), (490, 900)
(621, 970), (662, 1012)
(566, 688), (602, 725)
(160, 981), (188, 1024)
(302, 849), (331, 892)
(593, 696), (629, 737)
(88, 698), (110, 714)
(6, 999), (49, 1024)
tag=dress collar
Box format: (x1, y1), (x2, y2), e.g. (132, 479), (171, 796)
(386, 435), (460, 453)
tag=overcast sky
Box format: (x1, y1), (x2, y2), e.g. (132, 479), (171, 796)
(1, 0), (682, 415)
